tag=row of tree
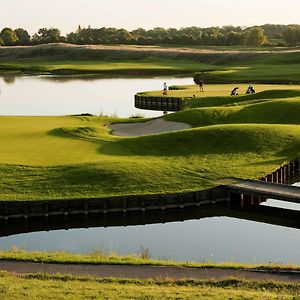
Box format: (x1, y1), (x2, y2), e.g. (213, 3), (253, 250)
(0, 24), (299, 47)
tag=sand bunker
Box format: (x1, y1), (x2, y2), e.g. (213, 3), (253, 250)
(109, 118), (191, 137)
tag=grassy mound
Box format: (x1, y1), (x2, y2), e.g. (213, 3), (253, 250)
(165, 97), (300, 127)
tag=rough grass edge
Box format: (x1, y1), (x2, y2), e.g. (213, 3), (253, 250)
(1, 249), (300, 273)
(0, 271), (299, 293)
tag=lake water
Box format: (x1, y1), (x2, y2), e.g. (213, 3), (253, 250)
(1, 197), (300, 264)
(0, 75), (193, 117)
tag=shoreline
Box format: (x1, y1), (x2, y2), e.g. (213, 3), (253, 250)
(1, 260), (300, 282)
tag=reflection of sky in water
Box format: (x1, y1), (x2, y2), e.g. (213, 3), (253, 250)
(0, 76), (192, 117)
(1, 215), (300, 264)
(263, 182), (300, 211)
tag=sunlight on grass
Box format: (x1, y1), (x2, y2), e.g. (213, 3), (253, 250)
(1, 85), (300, 200)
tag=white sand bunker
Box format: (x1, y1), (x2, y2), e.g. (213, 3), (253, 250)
(109, 118), (191, 137)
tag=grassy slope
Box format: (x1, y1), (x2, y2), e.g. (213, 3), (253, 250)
(0, 44), (299, 82)
(165, 94), (300, 127)
(1, 273), (298, 300)
(1, 87), (300, 200)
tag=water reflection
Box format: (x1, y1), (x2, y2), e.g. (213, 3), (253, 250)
(0, 76), (192, 117)
(2, 76), (16, 84)
(263, 182), (300, 211)
(1, 203), (300, 264)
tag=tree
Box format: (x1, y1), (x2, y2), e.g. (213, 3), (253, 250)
(225, 31), (245, 46)
(76, 25), (82, 34)
(245, 27), (268, 46)
(0, 28), (18, 45)
(282, 26), (300, 46)
(66, 32), (77, 44)
(14, 28), (31, 45)
(116, 29), (133, 44)
(35, 27), (61, 44)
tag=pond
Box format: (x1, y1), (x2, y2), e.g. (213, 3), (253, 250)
(0, 76), (192, 118)
(1, 194), (300, 264)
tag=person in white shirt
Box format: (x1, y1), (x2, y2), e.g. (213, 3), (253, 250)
(163, 82), (168, 95)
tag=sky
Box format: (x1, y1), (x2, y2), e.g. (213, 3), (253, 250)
(1, 0), (299, 34)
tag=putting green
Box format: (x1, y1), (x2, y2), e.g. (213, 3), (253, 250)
(141, 84), (300, 98)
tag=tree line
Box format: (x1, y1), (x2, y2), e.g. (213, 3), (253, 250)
(0, 24), (299, 47)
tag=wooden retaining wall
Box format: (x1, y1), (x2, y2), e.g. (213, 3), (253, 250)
(134, 94), (183, 111)
(259, 159), (299, 184)
(1, 159), (299, 221)
(0, 186), (227, 221)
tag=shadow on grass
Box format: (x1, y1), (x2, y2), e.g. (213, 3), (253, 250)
(99, 125), (297, 157)
(48, 128), (69, 138)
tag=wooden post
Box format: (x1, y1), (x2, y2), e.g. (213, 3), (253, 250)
(252, 196), (261, 205)
(24, 204), (28, 220)
(292, 162), (295, 174)
(103, 200), (107, 214)
(64, 201), (68, 217)
(274, 171), (278, 183)
(123, 198), (127, 213)
(177, 194), (185, 209)
(243, 194), (252, 207)
(283, 166), (286, 183)
(276, 170), (280, 183)
(4, 203), (8, 221)
(160, 198), (165, 211)
(141, 199), (146, 214)
(84, 201), (89, 215)
(44, 202), (49, 218)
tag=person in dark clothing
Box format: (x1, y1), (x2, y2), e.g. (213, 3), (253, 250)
(199, 80), (204, 92)
(230, 87), (239, 96)
(246, 84), (256, 94)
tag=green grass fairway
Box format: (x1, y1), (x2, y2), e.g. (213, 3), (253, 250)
(1, 85), (300, 200)
(0, 58), (218, 74)
(0, 44), (299, 82)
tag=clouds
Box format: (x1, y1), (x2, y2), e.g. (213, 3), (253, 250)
(0, 0), (299, 34)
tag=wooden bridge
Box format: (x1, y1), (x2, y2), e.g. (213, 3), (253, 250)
(227, 179), (300, 205)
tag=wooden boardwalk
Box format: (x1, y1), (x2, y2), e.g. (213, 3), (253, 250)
(227, 180), (300, 203)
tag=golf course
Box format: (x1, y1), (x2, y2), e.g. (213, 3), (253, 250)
(1, 44), (300, 300)
(1, 80), (300, 201)
(2, 0), (300, 297)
